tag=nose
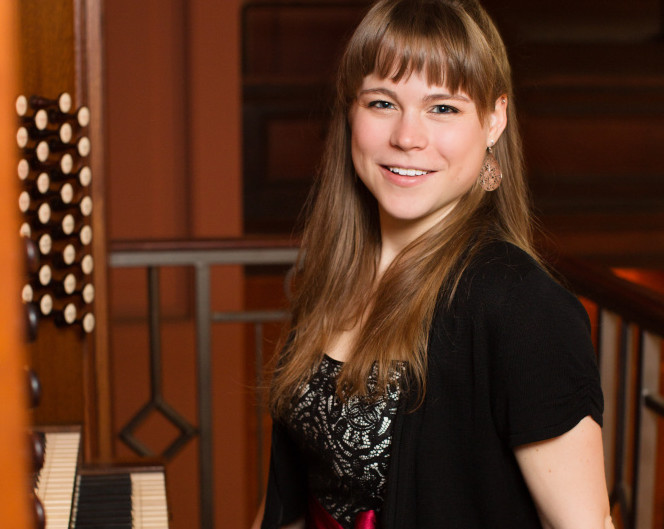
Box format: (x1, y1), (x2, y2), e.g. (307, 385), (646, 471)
(390, 112), (427, 151)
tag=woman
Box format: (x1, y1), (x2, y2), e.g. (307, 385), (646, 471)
(253, 0), (613, 527)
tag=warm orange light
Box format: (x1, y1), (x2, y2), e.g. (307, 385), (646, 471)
(613, 268), (664, 297)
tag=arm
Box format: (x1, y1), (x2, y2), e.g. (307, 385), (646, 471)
(281, 519), (305, 529)
(514, 416), (614, 529)
(254, 418), (307, 529)
(250, 496), (265, 529)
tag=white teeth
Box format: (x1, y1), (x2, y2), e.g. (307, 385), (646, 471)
(389, 167), (429, 176)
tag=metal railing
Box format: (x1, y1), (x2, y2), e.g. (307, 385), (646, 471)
(108, 238), (664, 529)
(109, 238), (298, 529)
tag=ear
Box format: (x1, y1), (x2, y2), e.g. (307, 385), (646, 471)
(486, 94), (508, 147)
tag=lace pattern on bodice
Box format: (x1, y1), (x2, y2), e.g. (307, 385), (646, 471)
(286, 355), (402, 529)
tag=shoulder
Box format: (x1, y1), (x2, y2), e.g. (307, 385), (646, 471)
(456, 240), (549, 305)
(466, 240), (542, 284)
(449, 240), (588, 327)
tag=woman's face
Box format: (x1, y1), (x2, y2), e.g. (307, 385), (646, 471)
(349, 72), (507, 238)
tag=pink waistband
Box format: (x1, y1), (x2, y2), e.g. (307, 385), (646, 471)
(307, 496), (377, 529)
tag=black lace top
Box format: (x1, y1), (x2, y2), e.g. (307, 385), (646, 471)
(286, 355), (402, 529)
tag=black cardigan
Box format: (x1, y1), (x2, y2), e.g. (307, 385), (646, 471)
(262, 241), (604, 529)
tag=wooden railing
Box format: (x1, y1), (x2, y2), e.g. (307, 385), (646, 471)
(108, 238), (664, 529)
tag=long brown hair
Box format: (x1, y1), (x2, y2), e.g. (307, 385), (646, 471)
(270, 0), (536, 415)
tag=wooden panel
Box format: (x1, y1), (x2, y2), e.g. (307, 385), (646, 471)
(243, 82), (329, 232)
(0, 1), (32, 526)
(104, 0), (247, 526)
(243, 3), (366, 79)
(241, 1), (664, 267)
(16, 0), (110, 461)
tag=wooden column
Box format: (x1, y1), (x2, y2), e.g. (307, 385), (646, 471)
(0, 0), (32, 526)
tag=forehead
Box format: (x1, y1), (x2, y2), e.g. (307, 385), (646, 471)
(358, 72), (472, 101)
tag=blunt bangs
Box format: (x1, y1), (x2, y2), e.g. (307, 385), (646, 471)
(339, 0), (500, 120)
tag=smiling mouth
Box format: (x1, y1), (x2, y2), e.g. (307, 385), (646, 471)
(387, 166), (432, 176)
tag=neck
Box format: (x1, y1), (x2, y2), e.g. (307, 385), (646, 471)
(377, 214), (428, 276)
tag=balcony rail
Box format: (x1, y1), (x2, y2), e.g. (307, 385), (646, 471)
(108, 238), (664, 529)
(545, 250), (664, 529)
(109, 238), (298, 529)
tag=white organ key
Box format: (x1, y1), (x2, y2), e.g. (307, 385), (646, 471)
(131, 471), (170, 528)
(34, 430), (81, 529)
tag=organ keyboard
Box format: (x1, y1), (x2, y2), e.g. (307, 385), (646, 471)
(34, 427), (170, 528)
(34, 428), (80, 529)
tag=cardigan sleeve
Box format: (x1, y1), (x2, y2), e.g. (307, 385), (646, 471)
(490, 266), (604, 448)
(261, 418), (307, 529)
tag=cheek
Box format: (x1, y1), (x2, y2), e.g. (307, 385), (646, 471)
(350, 123), (376, 169)
(435, 126), (486, 164)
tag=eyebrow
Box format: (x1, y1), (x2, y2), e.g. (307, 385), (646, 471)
(358, 87), (470, 103)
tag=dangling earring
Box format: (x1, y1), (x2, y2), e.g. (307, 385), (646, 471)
(479, 143), (502, 192)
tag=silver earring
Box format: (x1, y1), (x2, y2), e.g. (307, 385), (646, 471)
(479, 146), (502, 191)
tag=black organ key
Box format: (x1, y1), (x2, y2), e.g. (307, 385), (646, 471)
(73, 474), (133, 528)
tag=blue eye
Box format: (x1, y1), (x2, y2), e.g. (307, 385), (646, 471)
(432, 105), (458, 114)
(368, 100), (395, 109)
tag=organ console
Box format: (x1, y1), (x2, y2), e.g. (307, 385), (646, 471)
(24, 302), (40, 343)
(16, 88), (169, 515)
(37, 135), (91, 160)
(31, 427), (168, 528)
(23, 93), (73, 114)
(20, 152), (75, 177)
(8, 2), (170, 527)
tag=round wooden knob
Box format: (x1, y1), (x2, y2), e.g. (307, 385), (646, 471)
(32, 493), (45, 529)
(25, 368), (41, 409)
(30, 431), (45, 473)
